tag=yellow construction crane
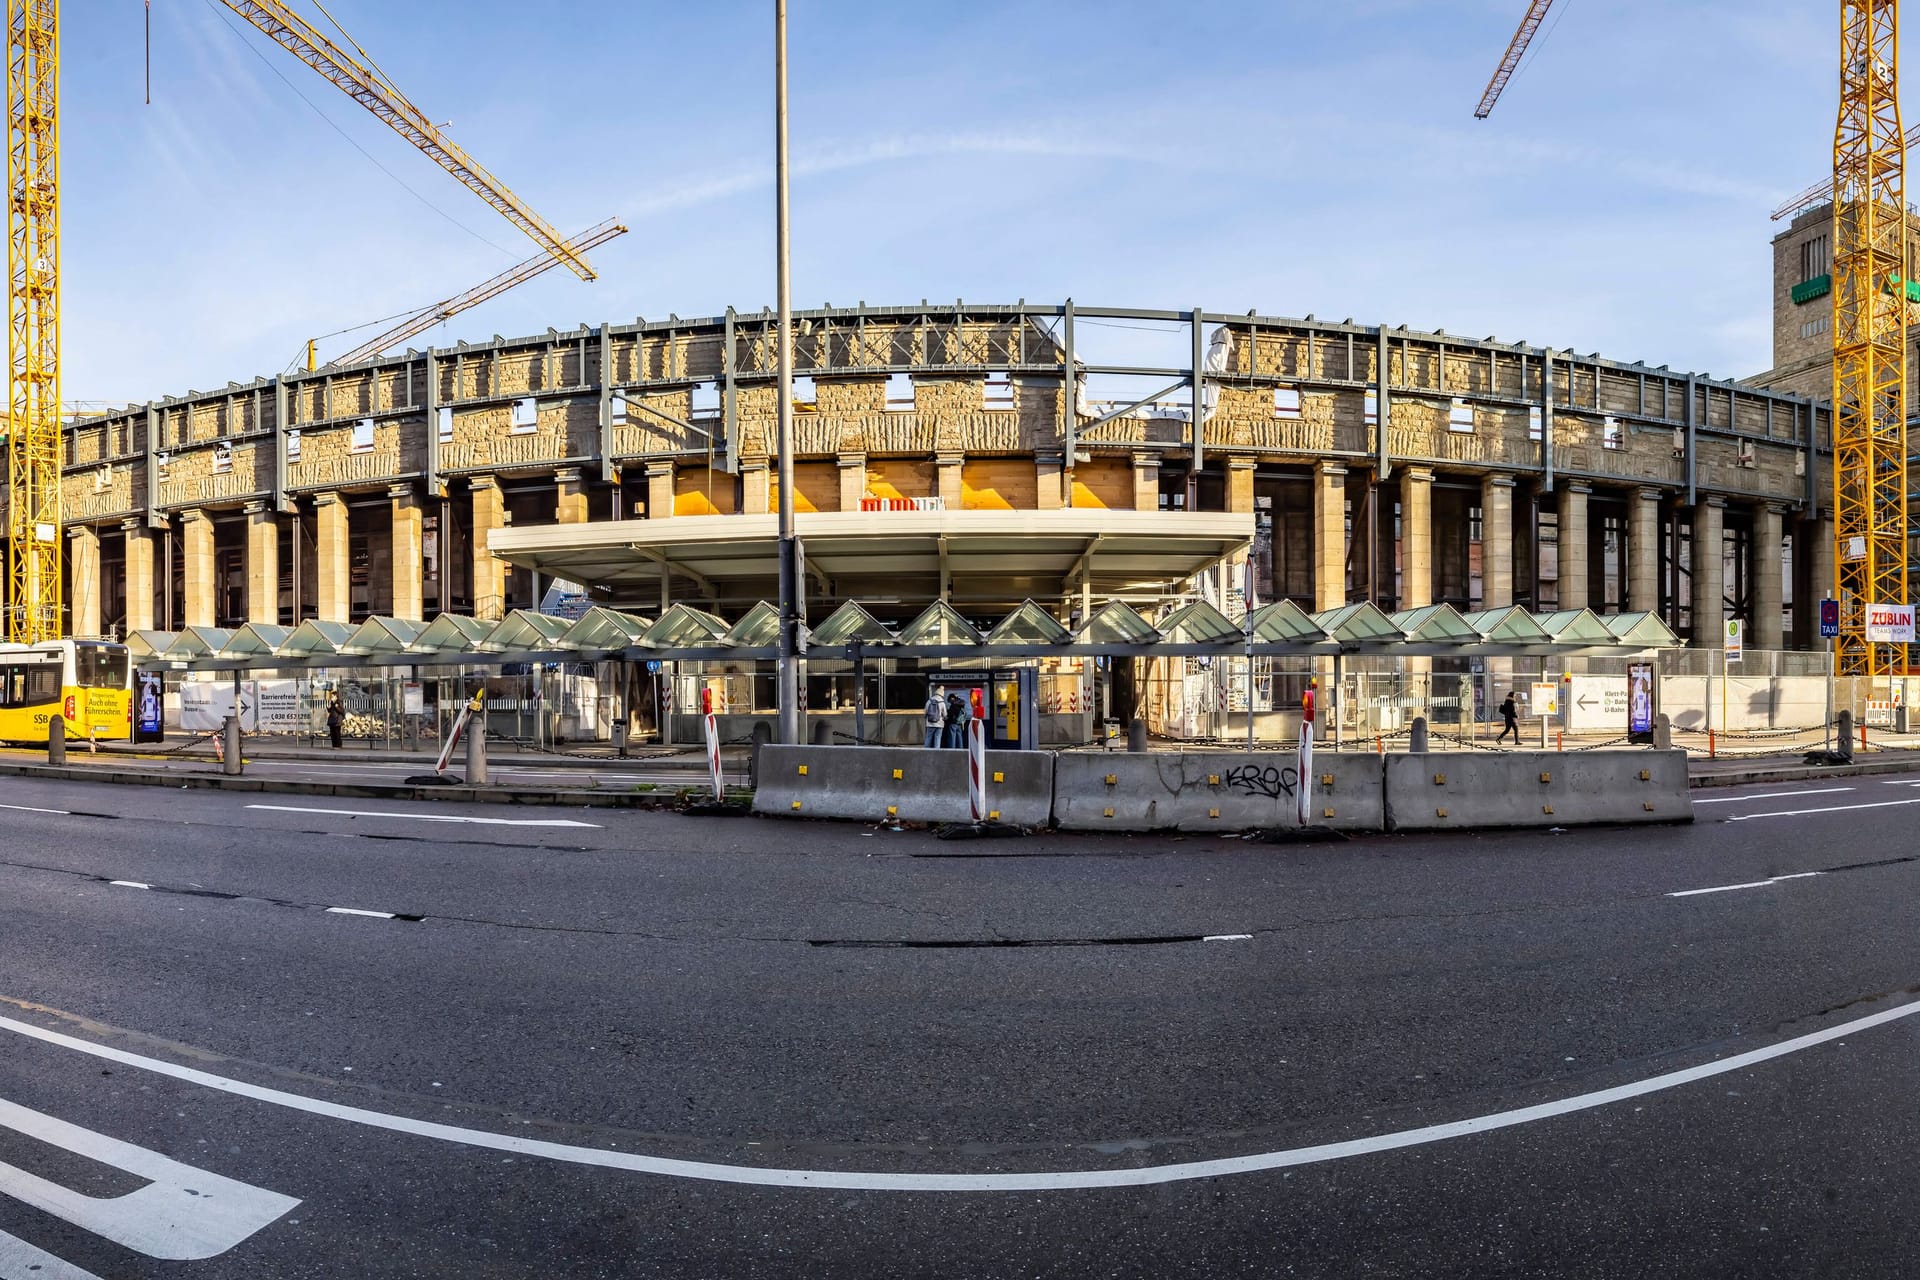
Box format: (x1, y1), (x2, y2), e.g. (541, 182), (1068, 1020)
(3, 0), (615, 642)
(1479, 1), (1909, 674)
(311, 217), (629, 371)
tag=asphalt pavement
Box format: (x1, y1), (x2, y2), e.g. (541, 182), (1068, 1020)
(1, 769), (1917, 1276)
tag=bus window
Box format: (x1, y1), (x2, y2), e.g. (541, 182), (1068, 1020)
(25, 665), (57, 704)
(75, 645), (130, 688)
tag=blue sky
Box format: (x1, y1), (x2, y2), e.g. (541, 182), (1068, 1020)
(66, 1), (1836, 405)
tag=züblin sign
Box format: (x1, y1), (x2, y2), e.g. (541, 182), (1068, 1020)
(1865, 603), (1916, 644)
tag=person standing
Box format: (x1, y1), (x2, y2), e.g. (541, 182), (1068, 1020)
(326, 693), (346, 749)
(923, 686), (946, 749)
(1496, 692), (1520, 745)
(944, 689), (967, 749)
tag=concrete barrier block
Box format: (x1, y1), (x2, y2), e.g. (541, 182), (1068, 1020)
(1383, 749), (1691, 832)
(750, 745), (1053, 826)
(1052, 750), (1382, 832)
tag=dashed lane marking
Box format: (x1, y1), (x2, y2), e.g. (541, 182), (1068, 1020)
(2, 995), (1916, 1192)
(1727, 797), (1920, 822)
(1692, 787), (1852, 805)
(244, 804), (600, 828)
(107, 881), (150, 889)
(0, 802), (69, 815)
(325, 907), (397, 919)
(1667, 871), (1823, 898)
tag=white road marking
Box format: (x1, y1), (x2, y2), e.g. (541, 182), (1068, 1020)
(0, 1228), (101, 1280)
(244, 804), (599, 828)
(325, 907), (396, 919)
(1728, 797), (1920, 822)
(2, 997), (1916, 1192)
(1693, 788), (1853, 805)
(0, 802), (68, 815)
(1667, 871), (1823, 898)
(107, 881), (151, 890)
(0, 1094), (298, 1259)
(1202, 934), (1252, 942)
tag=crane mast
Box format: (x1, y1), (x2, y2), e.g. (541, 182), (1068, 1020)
(1474, 0), (1554, 119)
(1831, 0), (1908, 675)
(5, 0), (59, 643)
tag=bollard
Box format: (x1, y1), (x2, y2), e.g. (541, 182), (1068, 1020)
(46, 714), (65, 766)
(1127, 717), (1147, 753)
(1898, 703), (1911, 735)
(466, 719), (488, 785)
(1652, 713), (1671, 751)
(1556, 730), (1563, 753)
(1374, 735), (1382, 755)
(1707, 728), (1715, 759)
(1409, 715), (1428, 754)
(222, 715), (242, 776)
(1836, 710), (1854, 762)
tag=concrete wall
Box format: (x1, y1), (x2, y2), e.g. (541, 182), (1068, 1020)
(1383, 749), (1691, 832)
(1051, 750), (1383, 833)
(751, 744), (1054, 826)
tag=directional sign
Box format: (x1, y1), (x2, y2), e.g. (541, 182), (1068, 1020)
(1819, 598), (1840, 640)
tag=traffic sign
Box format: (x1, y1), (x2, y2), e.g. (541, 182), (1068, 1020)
(1819, 598), (1840, 640)
(1724, 619), (1742, 663)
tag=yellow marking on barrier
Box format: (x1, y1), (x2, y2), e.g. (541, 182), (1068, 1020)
(988, 809), (1000, 820)
(1436, 807), (1449, 818)
(1639, 770), (1651, 781)
(1643, 802), (1655, 812)
(1433, 773), (1447, 785)
(1320, 773), (1333, 786)
(1542, 804), (1554, 815)
(797, 764), (808, 776)
(1103, 807), (1115, 818)
(1322, 808), (1335, 819)
(1539, 772), (1552, 783)
(1104, 774), (1117, 786)
(891, 768), (904, 780)
(1208, 807), (1220, 818)
(1208, 773), (1221, 786)
(992, 771), (1004, 783)
(790, 800), (803, 810)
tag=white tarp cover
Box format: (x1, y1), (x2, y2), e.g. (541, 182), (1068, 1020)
(179, 680), (309, 733)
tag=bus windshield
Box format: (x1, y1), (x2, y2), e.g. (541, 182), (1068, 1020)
(74, 645), (130, 689)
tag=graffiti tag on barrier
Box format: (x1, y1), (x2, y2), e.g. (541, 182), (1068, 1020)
(1218, 763), (1298, 799)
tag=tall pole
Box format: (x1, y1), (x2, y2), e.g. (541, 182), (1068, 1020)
(773, 0), (800, 744)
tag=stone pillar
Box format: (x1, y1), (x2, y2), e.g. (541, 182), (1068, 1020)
(1313, 462), (1348, 611)
(68, 525), (101, 637)
(645, 461), (674, 520)
(1226, 458), (1255, 513)
(244, 501), (279, 626)
(1751, 504), (1785, 654)
(1479, 475), (1514, 609)
(1557, 483), (1590, 611)
(1629, 489), (1661, 614)
(389, 485), (424, 621)
(1806, 512), (1835, 613)
(315, 493), (351, 624)
(1035, 453), (1065, 510)
(1132, 452), (1160, 511)
(1690, 496), (1725, 646)
(1397, 467), (1433, 610)
(181, 509), (216, 629)
(469, 478), (505, 621)
(555, 466), (590, 525)
(838, 453), (867, 511)
(122, 520), (154, 633)
(935, 453), (963, 510)
(740, 461), (770, 515)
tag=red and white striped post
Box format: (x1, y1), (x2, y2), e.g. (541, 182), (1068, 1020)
(967, 715), (986, 822)
(702, 686), (722, 801)
(435, 691), (485, 776)
(1297, 680), (1316, 828)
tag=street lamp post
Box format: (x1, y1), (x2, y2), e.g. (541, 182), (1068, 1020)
(774, 0), (800, 745)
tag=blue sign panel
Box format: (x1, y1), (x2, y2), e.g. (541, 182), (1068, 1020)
(135, 671), (164, 742)
(1820, 598), (1840, 639)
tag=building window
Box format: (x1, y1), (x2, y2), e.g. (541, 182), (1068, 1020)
(1603, 416), (1623, 449)
(1448, 399), (1474, 434)
(985, 376), (1014, 409)
(437, 406), (454, 442)
(212, 443), (232, 474)
(609, 395), (627, 425)
(286, 429), (301, 462)
(1799, 315), (1829, 341)
(1363, 391), (1378, 426)
(690, 383), (721, 420)
(1527, 406), (1542, 441)
(510, 398), (538, 434)
(1800, 234), (1830, 281)
(1273, 387), (1302, 419)
(351, 418), (375, 453)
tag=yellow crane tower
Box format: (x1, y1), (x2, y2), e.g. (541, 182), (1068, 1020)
(2, 0), (613, 642)
(1477, 1), (1909, 675)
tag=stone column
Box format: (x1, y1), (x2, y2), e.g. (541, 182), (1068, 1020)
(740, 461), (770, 515)
(838, 453), (867, 511)
(1226, 458), (1255, 513)
(68, 525), (101, 637)
(1035, 453), (1065, 510)
(1399, 467), (1433, 609)
(469, 478), (505, 621)
(645, 461), (675, 520)
(389, 485), (424, 621)
(1131, 451), (1159, 511)
(1806, 511), (1835, 614)
(1313, 462), (1348, 611)
(1557, 483), (1591, 611)
(1751, 504), (1785, 654)
(314, 493), (351, 624)
(935, 453), (963, 510)
(181, 509), (216, 629)
(122, 520), (154, 633)
(1690, 496), (1725, 645)
(244, 501), (279, 626)
(1479, 475), (1514, 609)
(1629, 488), (1661, 613)
(555, 466), (590, 525)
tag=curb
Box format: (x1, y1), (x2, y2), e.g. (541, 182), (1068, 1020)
(1687, 755), (1920, 789)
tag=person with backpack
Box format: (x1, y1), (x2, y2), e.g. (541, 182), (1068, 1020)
(1496, 692), (1520, 745)
(944, 689), (968, 749)
(924, 686), (946, 748)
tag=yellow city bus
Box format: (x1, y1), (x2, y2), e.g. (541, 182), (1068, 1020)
(0, 639), (134, 744)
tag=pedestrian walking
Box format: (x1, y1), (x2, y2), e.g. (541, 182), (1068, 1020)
(326, 693), (346, 749)
(1495, 692), (1520, 745)
(923, 685), (946, 749)
(944, 689), (967, 749)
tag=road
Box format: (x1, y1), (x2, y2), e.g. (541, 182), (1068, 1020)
(0, 769), (1915, 1277)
